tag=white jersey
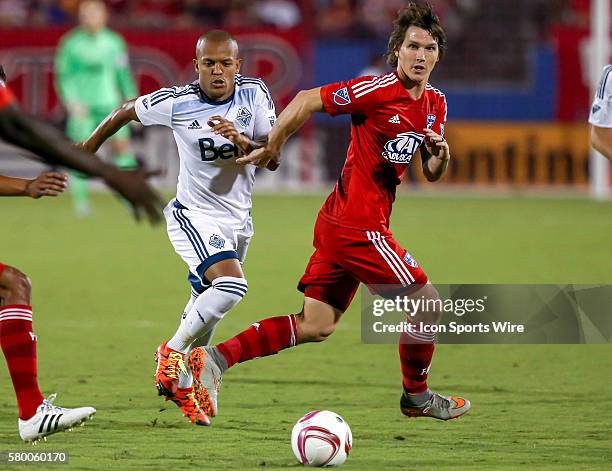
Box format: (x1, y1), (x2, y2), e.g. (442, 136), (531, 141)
(134, 75), (276, 229)
(589, 65), (612, 128)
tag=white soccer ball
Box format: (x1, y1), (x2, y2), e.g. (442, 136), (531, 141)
(291, 410), (353, 467)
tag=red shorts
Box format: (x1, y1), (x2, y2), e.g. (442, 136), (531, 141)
(297, 216), (429, 312)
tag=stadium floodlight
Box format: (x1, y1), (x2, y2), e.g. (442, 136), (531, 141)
(590, 0), (611, 199)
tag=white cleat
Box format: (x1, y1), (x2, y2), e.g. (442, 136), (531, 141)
(18, 394), (96, 443)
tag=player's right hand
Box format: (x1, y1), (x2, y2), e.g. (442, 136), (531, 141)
(26, 172), (68, 199)
(102, 167), (165, 225)
(236, 146), (279, 169)
(208, 115), (250, 153)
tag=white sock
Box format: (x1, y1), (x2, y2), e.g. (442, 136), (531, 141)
(167, 276), (248, 354)
(178, 364), (194, 389)
(190, 324), (217, 349)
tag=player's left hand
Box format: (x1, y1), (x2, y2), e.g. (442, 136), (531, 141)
(208, 115), (250, 153)
(423, 128), (449, 159)
(236, 145), (279, 170)
(25, 172), (68, 199)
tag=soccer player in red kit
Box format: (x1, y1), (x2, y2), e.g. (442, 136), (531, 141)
(0, 65), (162, 442)
(192, 3), (471, 421)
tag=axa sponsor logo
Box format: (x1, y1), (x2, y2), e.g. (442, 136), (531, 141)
(382, 131), (424, 164)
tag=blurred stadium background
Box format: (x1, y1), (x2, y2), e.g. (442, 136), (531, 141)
(1, 3), (612, 466)
(0, 0), (610, 198)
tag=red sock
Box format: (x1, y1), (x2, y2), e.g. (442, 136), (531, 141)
(0, 305), (44, 420)
(217, 315), (298, 369)
(399, 330), (435, 394)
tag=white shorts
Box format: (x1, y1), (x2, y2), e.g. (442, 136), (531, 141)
(164, 199), (253, 293)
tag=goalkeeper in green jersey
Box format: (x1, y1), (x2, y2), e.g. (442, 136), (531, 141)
(55, 0), (138, 216)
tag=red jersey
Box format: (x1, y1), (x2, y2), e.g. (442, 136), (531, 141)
(0, 81), (15, 109)
(319, 72), (447, 230)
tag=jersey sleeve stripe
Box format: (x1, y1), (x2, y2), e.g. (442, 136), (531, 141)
(151, 88), (174, 100)
(351, 76), (382, 92)
(151, 88), (198, 106)
(354, 76), (398, 98)
(598, 65), (612, 99)
(236, 76), (274, 110)
(425, 84), (446, 97)
(351, 73), (395, 93)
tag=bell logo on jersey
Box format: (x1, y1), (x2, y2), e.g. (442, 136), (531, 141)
(236, 107), (252, 127)
(333, 87), (351, 106)
(382, 131), (424, 164)
(198, 138), (240, 162)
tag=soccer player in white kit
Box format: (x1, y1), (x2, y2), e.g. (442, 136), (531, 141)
(82, 30), (277, 425)
(590, 64), (612, 160)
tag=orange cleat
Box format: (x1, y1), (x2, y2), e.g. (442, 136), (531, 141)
(167, 388), (210, 426)
(155, 342), (187, 397)
(187, 347), (215, 417)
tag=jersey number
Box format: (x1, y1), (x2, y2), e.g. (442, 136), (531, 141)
(198, 138), (240, 162)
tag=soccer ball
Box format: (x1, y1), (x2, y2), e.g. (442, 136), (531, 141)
(291, 410), (352, 467)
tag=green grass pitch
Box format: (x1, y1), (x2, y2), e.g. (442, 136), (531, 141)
(0, 192), (611, 469)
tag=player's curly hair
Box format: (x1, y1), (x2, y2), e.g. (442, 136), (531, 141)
(385, 2), (447, 67)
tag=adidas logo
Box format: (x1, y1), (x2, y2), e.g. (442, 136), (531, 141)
(188, 120), (202, 130)
(389, 114), (400, 124)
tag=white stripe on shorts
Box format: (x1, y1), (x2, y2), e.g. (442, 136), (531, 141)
(366, 231), (413, 286)
(378, 234), (415, 283)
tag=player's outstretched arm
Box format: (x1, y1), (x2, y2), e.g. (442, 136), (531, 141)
(590, 125), (612, 160)
(0, 172), (67, 198)
(0, 104), (163, 224)
(236, 87), (324, 168)
(0, 104), (115, 177)
(208, 116), (278, 170)
(82, 99), (139, 153)
(421, 128), (450, 182)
